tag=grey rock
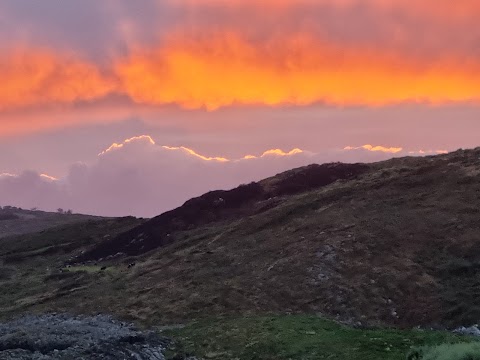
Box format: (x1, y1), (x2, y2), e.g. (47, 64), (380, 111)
(453, 325), (480, 337)
(0, 314), (170, 359)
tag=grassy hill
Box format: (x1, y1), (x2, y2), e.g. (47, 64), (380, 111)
(1, 148), (480, 358)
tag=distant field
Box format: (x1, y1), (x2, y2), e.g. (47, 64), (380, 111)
(0, 208), (101, 239)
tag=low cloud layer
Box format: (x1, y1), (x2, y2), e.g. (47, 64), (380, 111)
(0, 136), (447, 217)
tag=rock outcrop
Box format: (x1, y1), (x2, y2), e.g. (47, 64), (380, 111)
(0, 314), (169, 360)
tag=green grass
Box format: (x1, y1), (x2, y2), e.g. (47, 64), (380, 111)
(409, 342), (480, 360)
(162, 315), (474, 360)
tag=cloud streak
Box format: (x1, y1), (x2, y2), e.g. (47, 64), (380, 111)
(162, 146), (229, 162)
(344, 145), (403, 154)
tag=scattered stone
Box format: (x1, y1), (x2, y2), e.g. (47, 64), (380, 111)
(0, 314), (171, 359)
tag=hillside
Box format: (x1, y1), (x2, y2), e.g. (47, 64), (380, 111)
(0, 207), (101, 239)
(1, 148), (480, 333)
(75, 162), (368, 261)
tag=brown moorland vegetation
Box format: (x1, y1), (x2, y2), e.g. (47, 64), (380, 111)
(1, 148), (480, 331)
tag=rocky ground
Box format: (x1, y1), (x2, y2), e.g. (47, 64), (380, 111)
(0, 314), (171, 359)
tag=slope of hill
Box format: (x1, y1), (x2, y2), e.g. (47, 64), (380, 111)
(75, 162), (368, 262)
(0, 207), (101, 239)
(1, 148), (480, 332)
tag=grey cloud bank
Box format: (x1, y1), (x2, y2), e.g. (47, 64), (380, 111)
(0, 136), (445, 217)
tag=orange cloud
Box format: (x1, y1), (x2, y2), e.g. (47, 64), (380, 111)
(344, 144), (403, 154)
(0, 49), (115, 111)
(4, 36), (479, 115)
(115, 32), (480, 110)
(99, 136), (304, 163)
(98, 135), (156, 156)
(160, 146), (303, 162)
(162, 146), (230, 162)
(242, 149), (304, 160)
(344, 145), (451, 156)
(260, 148), (304, 157)
(2, 0), (480, 118)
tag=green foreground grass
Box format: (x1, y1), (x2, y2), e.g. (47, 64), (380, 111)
(162, 315), (476, 360)
(410, 342), (480, 360)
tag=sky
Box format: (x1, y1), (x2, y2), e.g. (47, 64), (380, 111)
(1, 0), (479, 217)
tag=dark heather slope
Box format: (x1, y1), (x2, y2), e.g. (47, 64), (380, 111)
(75, 163), (368, 262)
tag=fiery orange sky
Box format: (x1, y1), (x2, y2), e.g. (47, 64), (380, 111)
(2, 32), (480, 115)
(115, 33), (480, 110)
(1, 0), (480, 216)
(1, 0), (480, 120)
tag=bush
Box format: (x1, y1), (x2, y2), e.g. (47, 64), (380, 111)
(408, 342), (480, 360)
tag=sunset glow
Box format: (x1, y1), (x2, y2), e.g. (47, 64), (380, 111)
(2, 0), (480, 116)
(99, 135), (156, 156)
(115, 34), (480, 110)
(0, 49), (115, 111)
(1, 1), (480, 136)
(1, 0), (479, 216)
(3, 37), (480, 113)
(344, 145), (403, 154)
(99, 136), (306, 163)
(162, 146), (230, 162)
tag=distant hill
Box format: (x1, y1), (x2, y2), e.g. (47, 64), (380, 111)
(0, 207), (101, 239)
(1, 148), (480, 331)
